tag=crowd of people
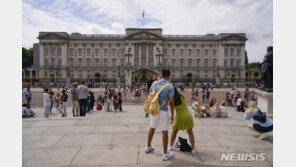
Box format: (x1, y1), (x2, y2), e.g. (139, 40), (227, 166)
(22, 70), (272, 161)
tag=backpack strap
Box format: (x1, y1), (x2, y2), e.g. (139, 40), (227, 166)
(153, 81), (157, 93)
(157, 83), (171, 108)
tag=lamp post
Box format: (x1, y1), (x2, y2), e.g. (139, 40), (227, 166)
(125, 48), (132, 64)
(156, 48), (163, 64)
(117, 65), (120, 83)
(66, 66), (70, 84)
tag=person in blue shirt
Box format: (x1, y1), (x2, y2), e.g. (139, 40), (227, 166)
(145, 69), (175, 161)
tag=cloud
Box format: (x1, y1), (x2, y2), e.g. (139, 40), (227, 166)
(22, 0), (272, 62)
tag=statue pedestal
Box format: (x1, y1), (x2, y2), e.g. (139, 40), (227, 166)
(256, 90), (273, 118)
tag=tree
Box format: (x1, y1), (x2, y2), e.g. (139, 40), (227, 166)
(246, 62), (258, 69)
(245, 50), (248, 66)
(22, 47), (33, 69)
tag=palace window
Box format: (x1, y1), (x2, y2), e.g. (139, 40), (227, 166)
(224, 48), (228, 57)
(58, 48), (62, 55)
(213, 60), (217, 67)
(112, 59), (116, 67)
(78, 60), (82, 67)
(78, 49), (82, 56)
(58, 60), (62, 67)
(95, 49), (99, 56)
(204, 60), (208, 67)
(204, 49), (209, 57)
(230, 60), (234, 67)
(188, 60), (192, 67)
(51, 60), (55, 67)
(141, 61), (146, 67)
(87, 49), (91, 56)
(104, 59), (108, 67)
(172, 60), (175, 67)
(121, 60), (125, 67)
(112, 49), (116, 56)
(95, 61), (99, 67)
(180, 49), (184, 56)
(172, 49), (176, 57)
(236, 60), (240, 67)
(45, 48), (49, 55)
(196, 49), (200, 57)
(121, 49), (124, 56)
(230, 48), (234, 57)
(87, 60), (91, 67)
(148, 45), (153, 56)
(213, 49), (217, 57)
(163, 60), (167, 67)
(104, 49), (108, 56)
(51, 48), (55, 55)
(236, 49), (241, 57)
(70, 60), (74, 67)
(135, 47), (139, 57)
(45, 60), (49, 67)
(196, 60), (200, 67)
(163, 49), (167, 56)
(70, 49), (74, 56)
(224, 60), (228, 67)
(188, 49), (192, 57)
(180, 60), (184, 67)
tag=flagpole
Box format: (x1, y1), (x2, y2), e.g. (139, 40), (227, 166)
(142, 10), (145, 29)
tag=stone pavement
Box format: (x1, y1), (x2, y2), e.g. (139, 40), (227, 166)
(23, 105), (273, 167)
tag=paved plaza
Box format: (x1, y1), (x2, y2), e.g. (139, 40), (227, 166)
(22, 104), (272, 167)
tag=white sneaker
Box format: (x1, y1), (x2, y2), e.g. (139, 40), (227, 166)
(144, 146), (154, 153)
(163, 152), (174, 161)
(192, 150), (197, 155)
(168, 145), (173, 151)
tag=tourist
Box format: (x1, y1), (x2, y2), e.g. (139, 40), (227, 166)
(25, 88), (32, 108)
(236, 94), (243, 112)
(191, 96), (207, 117)
(22, 104), (35, 117)
(58, 90), (68, 117)
(71, 83), (79, 117)
(206, 88), (210, 102)
(191, 88), (195, 103)
(218, 101), (228, 118)
(54, 93), (61, 112)
(201, 89), (206, 103)
(244, 101), (273, 140)
(109, 93), (114, 112)
(43, 88), (51, 118)
(169, 87), (197, 154)
(244, 88), (250, 102)
(145, 69), (174, 161)
(49, 89), (54, 114)
(204, 98), (219, 118)
(123, 88), (127, 100)
(132, 89), (135, 103)
(97, 95), (104, 111)
(76, 81), (88, 116)
(113, 92), (118, 112)
(118, 92), (123, 112)
(89, 91), (95, 112)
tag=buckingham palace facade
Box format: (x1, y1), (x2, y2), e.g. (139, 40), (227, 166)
(34, 28), (247, 85)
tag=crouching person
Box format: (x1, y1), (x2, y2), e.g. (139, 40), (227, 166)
(244, 101), (273, 140)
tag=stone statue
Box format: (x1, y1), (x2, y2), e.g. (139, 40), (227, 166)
(258, 46), (273, 92)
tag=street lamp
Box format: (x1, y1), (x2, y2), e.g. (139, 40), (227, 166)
(117, 65), (120, 83)
(125, 48), (132, 64)
(156, 48), (163, 64)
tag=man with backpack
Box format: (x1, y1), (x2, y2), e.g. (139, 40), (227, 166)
(144, 69), (175, 161)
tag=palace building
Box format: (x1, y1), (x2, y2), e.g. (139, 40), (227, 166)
(33, 28), (247, 85)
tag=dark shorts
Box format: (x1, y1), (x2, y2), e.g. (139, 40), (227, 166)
(253, 123), (273, 133)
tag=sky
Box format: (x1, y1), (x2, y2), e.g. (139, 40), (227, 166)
(22, 0), (273, 62)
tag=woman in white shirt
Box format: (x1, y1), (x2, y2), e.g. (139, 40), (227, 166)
(43, 88), (51, 118)
(244, 101), (273, 140)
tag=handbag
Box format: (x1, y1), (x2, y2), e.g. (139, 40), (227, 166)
(253, 109), (267, 123)
(176, 137), (192, 152)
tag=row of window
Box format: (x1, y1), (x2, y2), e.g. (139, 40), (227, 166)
(69, 48), (125, 57)
(224, 48), (241, 57)
(45, 59), (240, 68)
(44, 48), (62, 55)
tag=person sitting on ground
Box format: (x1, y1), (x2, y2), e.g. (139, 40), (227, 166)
(204, 98), (219, 118)
(244, 101), (273, 140)
(191, 96), (207, 118)
(169, 87), (197, 155)
(22, 104), (36, 117)
(218, 101), (228, 118)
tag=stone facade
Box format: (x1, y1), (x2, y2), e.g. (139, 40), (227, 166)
(34, 28), (247, 85)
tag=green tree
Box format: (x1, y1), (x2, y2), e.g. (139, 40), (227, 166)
(246, 62), (258, 69)
(22, 47), (33, 69)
